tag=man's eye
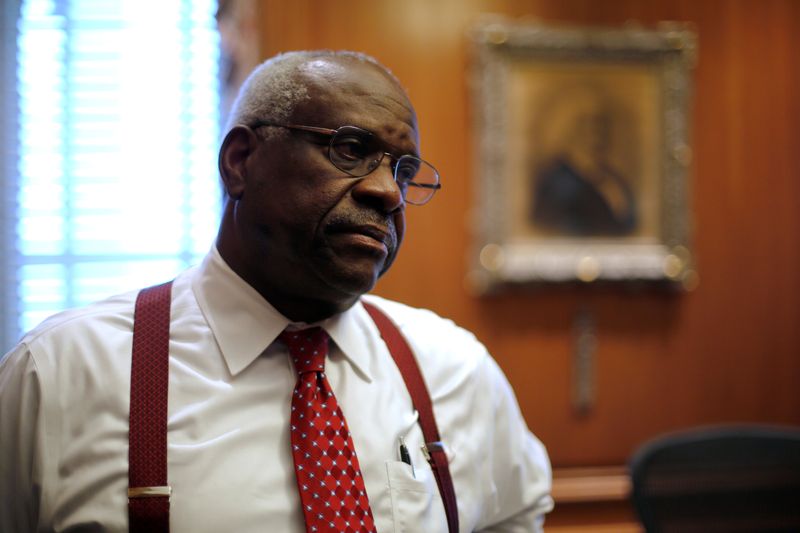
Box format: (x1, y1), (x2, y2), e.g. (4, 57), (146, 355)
(332, 136), (371, 161)
(394, 159), (420, 183)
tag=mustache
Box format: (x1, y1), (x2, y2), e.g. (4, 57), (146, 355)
(326, 211), (392, 228)
(324, 211), (397, 247)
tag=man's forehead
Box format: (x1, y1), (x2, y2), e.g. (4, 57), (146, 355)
(290, 57), (419, 147)
(294, 56), (411, 109)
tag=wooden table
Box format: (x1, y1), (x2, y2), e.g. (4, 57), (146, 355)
(545, 466), (643, 532)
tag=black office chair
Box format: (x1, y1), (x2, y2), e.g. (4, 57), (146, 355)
(629, 425), (800, 533)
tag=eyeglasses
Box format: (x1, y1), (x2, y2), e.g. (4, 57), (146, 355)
(251, 122), (441, 206)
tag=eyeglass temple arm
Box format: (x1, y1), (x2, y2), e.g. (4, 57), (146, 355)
(249, 122), (337, 136)
(284, 124), (337, 135)
(407, 182), (442, 190)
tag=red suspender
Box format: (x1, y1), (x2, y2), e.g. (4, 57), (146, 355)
(362, 301), (460, 533)
(128, 285), (459, 533)
(129, 281), (173, 532)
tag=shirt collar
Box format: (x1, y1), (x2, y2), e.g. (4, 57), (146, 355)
(319, 307), (375, 384)
(192, 246), (375, 381)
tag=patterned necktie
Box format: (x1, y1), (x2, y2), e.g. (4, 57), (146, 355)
(279, 327), (377, 533)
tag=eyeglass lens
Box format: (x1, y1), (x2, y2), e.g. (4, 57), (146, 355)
(328, 127), (439, 205)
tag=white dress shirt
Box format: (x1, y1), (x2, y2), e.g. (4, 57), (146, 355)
(0, 247), (553, 532)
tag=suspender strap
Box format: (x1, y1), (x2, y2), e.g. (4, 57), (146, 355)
(129, 281), (173, 533)
(126, 285), (456, 532)
(362, 301), (460, 533)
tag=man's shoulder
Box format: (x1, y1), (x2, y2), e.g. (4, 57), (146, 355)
(360, 293), (438, 323)
(19, 289), (140, 349)
(17, 268), (198, 352)
(360, 294), (489, 368)
(0, 288), (142, 398)
(361, 294), (472, 334)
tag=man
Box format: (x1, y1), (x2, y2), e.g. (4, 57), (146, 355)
(1, 51), (553, 532)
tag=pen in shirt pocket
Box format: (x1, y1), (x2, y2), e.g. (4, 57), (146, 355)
(399, 436), (415, 478)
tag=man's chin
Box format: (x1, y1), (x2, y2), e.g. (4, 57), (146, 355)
(309, 242), (398, 301)
(316, 260), (384, 300)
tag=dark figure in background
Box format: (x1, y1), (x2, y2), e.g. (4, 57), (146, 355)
(531, 84), (636, 236)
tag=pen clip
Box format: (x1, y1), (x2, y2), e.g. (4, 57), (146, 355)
(399, 436), (415, 478)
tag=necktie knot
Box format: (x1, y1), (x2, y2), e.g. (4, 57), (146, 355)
(279, 327), (328, 375)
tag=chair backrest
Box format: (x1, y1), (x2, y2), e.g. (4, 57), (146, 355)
(629, 425), (800, 533)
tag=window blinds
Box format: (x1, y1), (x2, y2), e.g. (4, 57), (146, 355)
(8, 0), (220, 348)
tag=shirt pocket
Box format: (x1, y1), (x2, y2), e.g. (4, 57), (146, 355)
(385, 460), (445, 533)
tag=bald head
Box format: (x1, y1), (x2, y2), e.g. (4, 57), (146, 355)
(226, 50), (406, 134)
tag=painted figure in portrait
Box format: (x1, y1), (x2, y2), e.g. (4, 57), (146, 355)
(530, 83), (636, 236)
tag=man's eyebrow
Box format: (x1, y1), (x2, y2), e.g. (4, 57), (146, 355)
(376, 130), (419, 159)
(381, 142), (420, 160)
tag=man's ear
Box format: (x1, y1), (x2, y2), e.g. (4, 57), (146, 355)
(218, 125), (259, 199)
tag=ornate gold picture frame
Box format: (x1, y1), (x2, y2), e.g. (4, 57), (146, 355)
(469, 19), (697, 291)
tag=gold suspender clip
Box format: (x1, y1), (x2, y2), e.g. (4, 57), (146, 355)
(128, 486), (172, 499)
(421, 441), (445, 462)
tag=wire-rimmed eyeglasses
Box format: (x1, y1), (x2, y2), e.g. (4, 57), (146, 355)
(251, 121), (441, 206)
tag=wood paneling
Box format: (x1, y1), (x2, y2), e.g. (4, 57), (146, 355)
(256, 0), (800, 466)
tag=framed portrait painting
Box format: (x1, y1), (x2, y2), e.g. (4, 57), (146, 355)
(469, 19), (697, 291)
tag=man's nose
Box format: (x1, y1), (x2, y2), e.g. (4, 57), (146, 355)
(350, 155), (404, 213)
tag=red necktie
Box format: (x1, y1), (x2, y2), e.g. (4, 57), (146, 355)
(279, 327), (377, 533)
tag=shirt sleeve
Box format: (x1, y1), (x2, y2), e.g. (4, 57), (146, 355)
(0, 345), (46, 532)
(475, 355), (554, 532)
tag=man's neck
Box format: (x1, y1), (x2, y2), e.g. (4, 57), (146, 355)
(260, 288), (357, 324)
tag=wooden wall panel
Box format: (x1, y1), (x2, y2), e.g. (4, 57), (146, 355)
(256, 0), (800, 466)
